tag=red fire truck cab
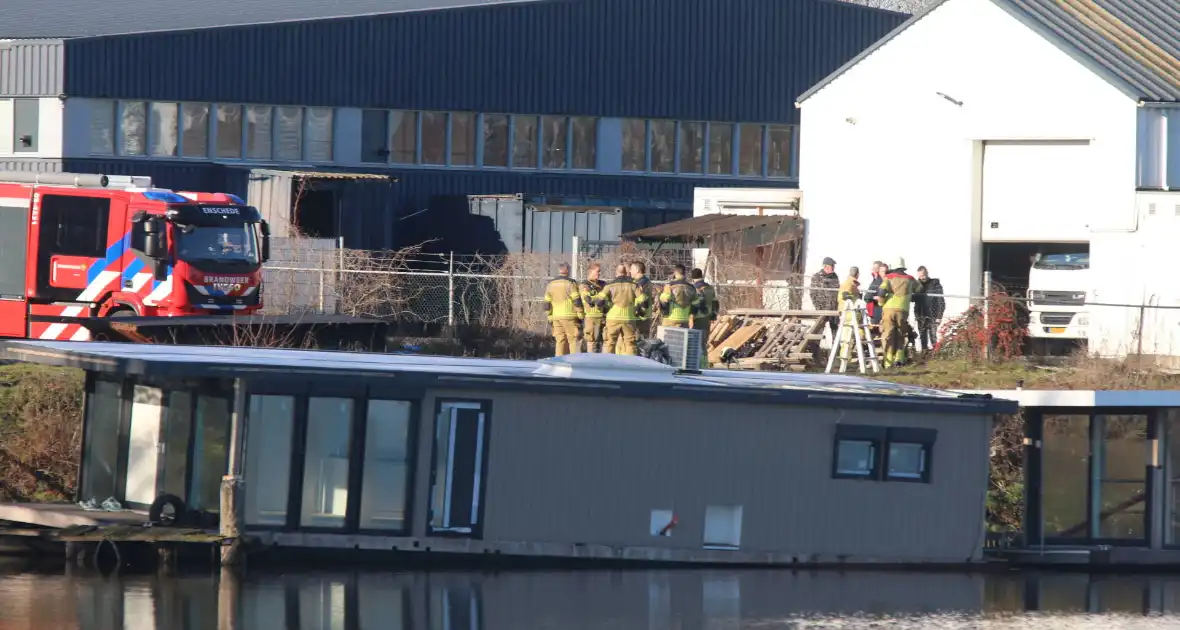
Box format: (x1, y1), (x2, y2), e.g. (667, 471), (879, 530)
(0, 171), (271, 341)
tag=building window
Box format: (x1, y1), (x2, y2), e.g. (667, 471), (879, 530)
(360, 109), (389, 164)
(244, 395), (295, 526)
(482, 114), (509, 167)
(148, 102), (178, 158)
(89, 101), (116, 156)
(571, 117), (596, 169)
(120, 101), (147, 156)
(767, 125), (793, 178)
(708, 123), (733, 175)
(301, 397), (354, 528)
(215, 104), (243, 159)
(420, 111), (447, 165)
(360, 400), (413, 531)
(390, 110), (416, 164)
(621, 119), (646, 171)
(181, 103), (210, 158)
(738, 123), (763, 176)
(649, 120), (675, 173)
(885, 428), (937, 483)
(245, 105), (273, 160)
(305, 107), (333, 162)
(274, 106), (303, 161)
(541, 115), (567, 169)
(450, 112), (476, 166)
(678, 122), (704, 174)
(512, 115), (538, 168)
(831, 425), (885, 479)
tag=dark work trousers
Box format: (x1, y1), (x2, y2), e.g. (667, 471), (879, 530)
(827, 316), (839, 340)
(917, 316), (938, 351)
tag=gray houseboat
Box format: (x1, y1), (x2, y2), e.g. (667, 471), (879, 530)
(1, 341), (1015, 566)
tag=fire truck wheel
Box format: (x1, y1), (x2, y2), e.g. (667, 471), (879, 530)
(106, 307), (137, 318)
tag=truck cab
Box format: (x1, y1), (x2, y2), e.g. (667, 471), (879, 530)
(1026, 251), (1089, 341)
(0, 171), (270, 341)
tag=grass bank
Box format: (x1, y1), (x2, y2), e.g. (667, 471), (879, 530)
(0, 363), (84, 503)
(878, 354), (1180, 390)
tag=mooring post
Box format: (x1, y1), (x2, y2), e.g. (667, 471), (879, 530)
(217, 565), (241, 630)
(220, 377), (248, 566)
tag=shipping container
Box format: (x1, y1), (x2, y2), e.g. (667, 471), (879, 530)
(242, 168), (396, 249)
(60, 0), (905, 125)
(468, 194), (622, 255)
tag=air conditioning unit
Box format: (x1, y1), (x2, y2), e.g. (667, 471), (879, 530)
(657, 326), (702, 370)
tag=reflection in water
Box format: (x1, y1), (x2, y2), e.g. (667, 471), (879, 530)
(6, 560), (1180, 629)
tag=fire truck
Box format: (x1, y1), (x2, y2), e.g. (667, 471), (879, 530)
(0, 171), (271, 341)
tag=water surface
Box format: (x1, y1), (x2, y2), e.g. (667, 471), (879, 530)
(2, 560), (1179, 629)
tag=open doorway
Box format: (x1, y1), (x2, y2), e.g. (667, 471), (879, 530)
(294, 186), (339, 239)
(984, 242), (1090, 356)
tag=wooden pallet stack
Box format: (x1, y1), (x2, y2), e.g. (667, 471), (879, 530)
(705, 308), (838, 371)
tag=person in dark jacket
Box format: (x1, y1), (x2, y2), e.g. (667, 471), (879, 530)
(809, 257), (840, 339)
(913, 265), (946, 352)
(863, 261), (886, 326)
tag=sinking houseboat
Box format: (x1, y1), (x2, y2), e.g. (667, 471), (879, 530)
(0, 341), (1015, 567)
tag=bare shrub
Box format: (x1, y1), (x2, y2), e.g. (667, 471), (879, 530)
(0, 365), (84, 502)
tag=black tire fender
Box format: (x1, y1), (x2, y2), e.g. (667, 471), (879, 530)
(148, 493), (186, 527)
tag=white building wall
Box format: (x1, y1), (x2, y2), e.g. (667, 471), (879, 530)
(0, 96), (65, 159)
(1090, 191), (1180, 358)
(798, 0), (1138, 322)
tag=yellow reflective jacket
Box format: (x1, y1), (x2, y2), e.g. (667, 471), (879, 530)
(597, 276), (648, 321)
(633, 275), (655, 320)
(579, 278), (607, 319)
(693, 280), (719, 321)
(544, 275), (584, 321)
(878, 272), (919, 311)
(659, 279), (702, 324)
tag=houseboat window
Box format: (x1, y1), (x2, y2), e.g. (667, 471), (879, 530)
(360, 400), (413, 531)
(703, 505), (743, 550)
(1094, 414), (1147, 540)
(301, 398), (354, 528)
(430, 401), (488, 534)
(1042, 415), (1090, 538)
(81, 379), (123, 503)
(159, 391), (192, 500)
(834, 440), (877, 477)
(884, 427), (936, 483)
(125, 385), (165, 507)
(886, 443), (927, 481)
(1164, 410), (1180, 545)
(189, 395), (231, 512)
(245, 395), (296, 526)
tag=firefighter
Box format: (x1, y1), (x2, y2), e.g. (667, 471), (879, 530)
(629, 261), (656, 340)
(659, 265), (701, 329)
(875, 257), (920, 368)
(543, 262), (584, 356)
(598, 263), (648, 355)
(579, 262), (607, 352)
(690, 267), (718, 368)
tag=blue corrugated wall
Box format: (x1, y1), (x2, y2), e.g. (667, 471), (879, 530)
(64, 158), (786, 250)
(62, 0), (905, 123)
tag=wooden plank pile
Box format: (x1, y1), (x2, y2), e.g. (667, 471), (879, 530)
(706, 308), (839, 371)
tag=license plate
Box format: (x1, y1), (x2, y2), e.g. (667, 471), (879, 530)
(1048, 327), (1066, 334)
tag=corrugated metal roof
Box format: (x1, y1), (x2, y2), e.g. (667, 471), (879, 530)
(623, 213), (803, 242)
(0, 0), (539, 38)
(796, 0), (1180, 104)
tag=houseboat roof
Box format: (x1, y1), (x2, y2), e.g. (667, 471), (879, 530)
(959, 389), (1180, 409)
(0, 340), (1018, 415)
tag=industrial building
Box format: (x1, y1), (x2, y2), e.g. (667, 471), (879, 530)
(1, 341), (1013, 566)
(0, 0), (903, 254)
(794, 0), (1180, 358)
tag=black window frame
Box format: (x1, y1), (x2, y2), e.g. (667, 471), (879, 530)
(884, 427), (937, 484)
(831, 424), (885, 480)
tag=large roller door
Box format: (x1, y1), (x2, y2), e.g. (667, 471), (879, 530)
(981, 140), (1093, 242)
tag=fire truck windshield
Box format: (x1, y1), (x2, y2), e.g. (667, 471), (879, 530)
(176, 224), (261, 265)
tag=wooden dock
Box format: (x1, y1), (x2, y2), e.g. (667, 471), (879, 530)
(0, 502), (229, 573)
